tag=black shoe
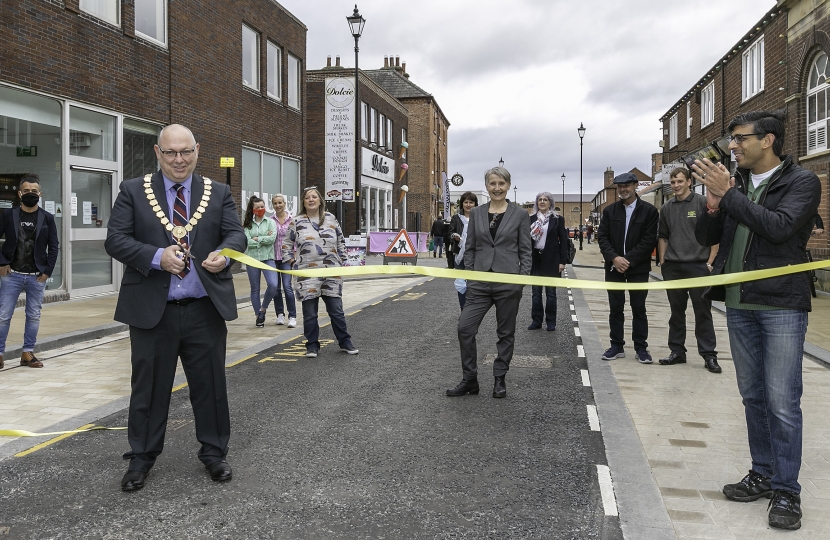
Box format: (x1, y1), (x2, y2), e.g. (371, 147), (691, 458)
(768, 490), (802, 530)
(658, 352), (686, 365)
(493, 375), (506, 399)
(527, 321), (542, 330)
(340, 342), (359, 355)
(206, 460), (233, 482)
(705, 356), (722, 374)
(601, 346), (625, 360)
(446, 380), (479, 397)
(635, 349), (653, 364)
(255, 310), (266, 328)
(121, 470), (149, 492)
(723, 470), (773, 502)
(545, 323), (556, 331)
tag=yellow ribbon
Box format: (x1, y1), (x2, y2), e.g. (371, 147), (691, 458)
(221, 249), (830, 291)
(0, 426), (126, 437)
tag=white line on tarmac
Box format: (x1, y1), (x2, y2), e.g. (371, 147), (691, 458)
(581, 369), (591, 387)
(572, 315), (578, 322)
(596, 464), (619, 516)
(568, 295), (573, 301)
(574, 328), (581, 337)
(570, 304), (575, 311)
(587, 405), (600, 431)
(577, 345), (585, 358)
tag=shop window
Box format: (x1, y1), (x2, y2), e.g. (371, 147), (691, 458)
(80, 0), (119, 26)
(267, 42), (282, 100)
(742, 36), (764, 102)
(69, 106), (116, 161)
(807, 52), (830, 154)
(242, 25), (259, 91)
(288, 53), (301, 109)
(135, 0), (166, 45)
(242, 147), (300, 215)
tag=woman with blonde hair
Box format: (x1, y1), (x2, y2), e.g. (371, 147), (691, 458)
(282, 187), (358, 358)
(270, 193), (296, 328)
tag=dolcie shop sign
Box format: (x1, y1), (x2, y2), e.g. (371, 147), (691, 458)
(361, 147), (394, 183)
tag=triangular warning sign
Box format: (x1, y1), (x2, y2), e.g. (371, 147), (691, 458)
(384, 229), (416, 257)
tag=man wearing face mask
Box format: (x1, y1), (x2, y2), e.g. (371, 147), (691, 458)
(0, 173), (60, 370)
(596, 172), (659, 364)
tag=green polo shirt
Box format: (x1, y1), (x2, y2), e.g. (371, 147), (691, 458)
(724, 165), (782, 310)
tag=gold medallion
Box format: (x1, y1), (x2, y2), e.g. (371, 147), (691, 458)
(171, 225), (187, 241)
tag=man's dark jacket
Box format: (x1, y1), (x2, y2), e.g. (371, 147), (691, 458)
(597, 195), (659, 275)
(0, 206), (59, 276)
(695, 155), (820, 311)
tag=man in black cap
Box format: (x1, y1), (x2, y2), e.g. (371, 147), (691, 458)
(596, 173), (658, 364)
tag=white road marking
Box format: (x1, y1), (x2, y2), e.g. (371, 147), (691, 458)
(568, 295), (573, 301)
(581, 369), (591, 387)
(570, 304), (575, 311)
(572, 315), (578, 322)
(577, 345), (585, 358)
(587, 405), (600, 431)
(596, 465), (618, 516)
(574, 328), (581, 337)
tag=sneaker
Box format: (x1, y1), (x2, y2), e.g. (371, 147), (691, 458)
(255, 311), (266, 328)
(276, 314), (285, 325)
(636, 350), (653, 364)
(768, 490), (802, 530)
(287, 317), (297, 328)
(723, 470), (773, 502)
(601, 346), (625, 361)
(341, 343), (359, 355)
(305, 348), (318, 358)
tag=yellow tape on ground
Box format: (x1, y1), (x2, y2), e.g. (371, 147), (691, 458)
(221, 249), (830, 291)
(0, 425), (126, 438)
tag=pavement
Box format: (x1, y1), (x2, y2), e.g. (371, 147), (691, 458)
(1, 244), (830, 538)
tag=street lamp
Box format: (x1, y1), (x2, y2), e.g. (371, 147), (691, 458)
(561, 173), (565, 223)
(347, 5), (365, 234)
(513, 185), (517, 204)
(578, 122), (586, 251)
(499, 157), (504, 168)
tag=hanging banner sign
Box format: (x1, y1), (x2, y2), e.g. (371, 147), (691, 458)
(324, 77), (356, 202)
(442, 171), (450, 218)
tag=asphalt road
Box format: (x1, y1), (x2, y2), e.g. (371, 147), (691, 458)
(0, 278), (622, 539)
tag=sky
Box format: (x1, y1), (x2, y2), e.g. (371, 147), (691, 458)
(282, 0), (777, 203)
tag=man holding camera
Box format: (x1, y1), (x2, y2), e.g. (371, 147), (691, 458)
(694, 110), (820, 531)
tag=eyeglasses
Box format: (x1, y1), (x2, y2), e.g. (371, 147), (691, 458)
(159, 147), (196, 159)
(728, 133), (762, 144)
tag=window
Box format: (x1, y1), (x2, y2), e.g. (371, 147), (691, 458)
(686, 101), (692, 139)
(287, 53), (301, 109)
(387, 118), (393, 148)
(135, 0), (166, 45)
(742, 36), (765, 101)
(361, 102), (368, 141)
(266, 42), (282, 100)
(701, 82), (715, 127)
(669, 113), (678, 149)
(80, 0), (119, 26)
(401, 128), (407, 158)
(242, 25), (259, 90)
(242, 147), (301, 215)
(378, 113), (385, 148)
(572, 206), (580, 213)
(370, 108), (377, 143)
(807, 52), (830, 154)
(123, 118), (161, 180)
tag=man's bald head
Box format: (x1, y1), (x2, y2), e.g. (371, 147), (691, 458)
(158, 124), (196, 146)
(154, 124), (200, 182)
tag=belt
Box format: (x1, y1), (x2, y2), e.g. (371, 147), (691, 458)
(167, 297), (208, 306)
(10, 269), (39, 275)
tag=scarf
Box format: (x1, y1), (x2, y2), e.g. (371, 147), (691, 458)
(530, 210), (553, 242)
(454, 214), (470, 266)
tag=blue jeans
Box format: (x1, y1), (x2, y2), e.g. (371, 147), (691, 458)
(726, 308), (807, 494)
(272, 260), (297, 318)
(0, 272), (47, 353)
(531, 281), (557, 326)
(302, 295), (352, 351)
(246, 260), (278, 314)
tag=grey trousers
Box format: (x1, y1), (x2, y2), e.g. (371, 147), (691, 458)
(457, 281), (524, 381)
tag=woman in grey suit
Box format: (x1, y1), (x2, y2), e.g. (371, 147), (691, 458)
(447, 167), (532, 399)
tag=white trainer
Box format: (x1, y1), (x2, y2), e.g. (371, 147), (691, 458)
(287, 317), (297, 328)
(276, 314), (285, 325)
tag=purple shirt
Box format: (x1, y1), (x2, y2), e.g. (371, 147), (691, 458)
(150, 174), (209, 300)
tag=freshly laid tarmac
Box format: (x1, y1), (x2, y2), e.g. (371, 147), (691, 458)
(2, 245), (830, 538)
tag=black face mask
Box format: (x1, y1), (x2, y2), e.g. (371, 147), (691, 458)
(21, 193), (39, 207)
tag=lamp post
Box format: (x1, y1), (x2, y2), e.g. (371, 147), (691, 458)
(561, 173), (565, 224)
(578, 123), (586, 250)
(513, 185), (517, 204)
(347, 5), (365, 234)
(499, 157), (504, 168)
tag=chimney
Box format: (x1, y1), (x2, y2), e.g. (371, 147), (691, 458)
(335, 55), (341, 67)
(402, 61), (407, 78)
(604, 167), (615, 187)
(395, 56), (400, 67)
(326, 56), (331, 68)
(384, 56), (388, 68)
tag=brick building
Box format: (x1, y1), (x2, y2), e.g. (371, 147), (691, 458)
(307, 56), (409, 234)
(658, 1), (830, 267)
(1, 0), (306, 296)
(365, 58), (450, 230)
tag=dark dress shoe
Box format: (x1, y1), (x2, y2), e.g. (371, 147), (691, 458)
(493, 375), (506, 399)
(658, 352), (686, 365)
(206, 460), (233, 482)
(546, 324), (556, 331)
(527, 321), (542, 330)
(705, 356), (722, 374)
(446, 380), (479, 397)
(121, 470), (149, 492)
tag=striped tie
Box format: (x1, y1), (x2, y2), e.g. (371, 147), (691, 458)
(173, 184), (190, 277)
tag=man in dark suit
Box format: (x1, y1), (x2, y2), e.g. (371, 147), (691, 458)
(0, 173), (60, 370)
(447, 167), (532, 399)
(596, 172), (658, 364)
(105, 124), (246, 492)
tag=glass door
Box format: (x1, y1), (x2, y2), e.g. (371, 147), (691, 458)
(69, 168), (115, 294)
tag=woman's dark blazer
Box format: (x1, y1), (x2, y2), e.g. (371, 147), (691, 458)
(529, 213), (569, 276)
